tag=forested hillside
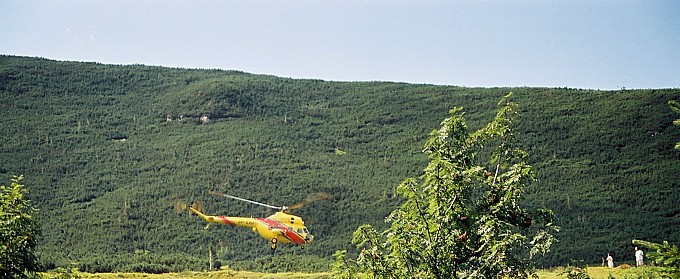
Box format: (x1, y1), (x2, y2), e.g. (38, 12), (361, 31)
(1, 55), (678, 272)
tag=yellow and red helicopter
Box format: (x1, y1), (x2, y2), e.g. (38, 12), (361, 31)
(187, 192), (327, 250)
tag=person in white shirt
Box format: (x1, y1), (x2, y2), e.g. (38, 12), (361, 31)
(606, 253), (614, 268)
(635, 247), (644, 267)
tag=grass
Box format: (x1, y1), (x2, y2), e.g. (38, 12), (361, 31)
(44, 269), (332, 279)
(44, 266), (655, 279)
(537, 265), (653, 279)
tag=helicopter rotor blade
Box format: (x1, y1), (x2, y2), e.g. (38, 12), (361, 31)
(210, 191), (284, 210)
(287, 192), (329, 210)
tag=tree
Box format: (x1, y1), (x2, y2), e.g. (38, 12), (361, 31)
(335, 94), (558, 279)
(632, 239), (680, 279)
(1, 175), (40, 278)
(670, 100), (680, 150)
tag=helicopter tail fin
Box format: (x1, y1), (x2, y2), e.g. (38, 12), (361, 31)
(188, 206), (210, 220)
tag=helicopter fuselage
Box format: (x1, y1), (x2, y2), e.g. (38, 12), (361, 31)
(189, 207), (313, 249)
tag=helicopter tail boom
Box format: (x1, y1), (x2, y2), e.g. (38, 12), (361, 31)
(188, 206), (258, 228)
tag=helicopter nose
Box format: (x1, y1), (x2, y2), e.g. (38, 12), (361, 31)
(306, 234), (314, 243)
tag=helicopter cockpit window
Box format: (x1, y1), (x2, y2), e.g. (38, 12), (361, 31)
(303, 228), (309, 234)
(296, 228), (303, 234)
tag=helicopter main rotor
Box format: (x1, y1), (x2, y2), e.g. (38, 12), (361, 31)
(209, 191), (328, 212)
(210, 191), (288, 211)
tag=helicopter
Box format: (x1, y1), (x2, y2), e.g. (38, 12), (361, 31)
(188, 192), (327, 250)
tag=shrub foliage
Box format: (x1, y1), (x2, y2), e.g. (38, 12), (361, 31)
(1, 176), (40, 278)
(335, 95), (558, 278)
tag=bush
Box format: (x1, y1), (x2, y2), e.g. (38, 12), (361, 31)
(0, 175), (40, 279)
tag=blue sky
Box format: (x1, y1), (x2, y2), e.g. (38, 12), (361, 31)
(1, 1), (679, 89)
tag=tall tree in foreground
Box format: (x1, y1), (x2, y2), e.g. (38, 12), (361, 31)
(632, 239), (680, 279)
(1, 175), (40, 279)
(334, 94), (558, 279)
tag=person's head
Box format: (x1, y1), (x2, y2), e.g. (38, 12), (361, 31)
(635, 247), (638, 251)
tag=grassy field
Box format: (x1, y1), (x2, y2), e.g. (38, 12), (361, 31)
(45, 266), (655, 279)
(46, 269), (331, 279)
(536, 266), (654, 279)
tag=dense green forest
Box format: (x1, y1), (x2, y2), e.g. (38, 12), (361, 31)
(1, 55), (678, 273)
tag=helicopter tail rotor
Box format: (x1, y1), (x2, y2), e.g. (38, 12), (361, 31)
(174, 198), (204, 214)
(191, 200), (205, 213)
(174, 198), (187, 213)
